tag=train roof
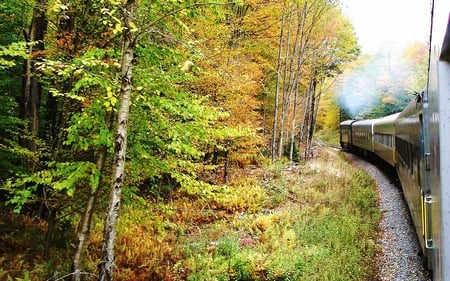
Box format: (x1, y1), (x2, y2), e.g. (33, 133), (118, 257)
(340, 117), (364, 126)
(398, 95), (422, 118)
(373, 112), (401, 126)
(352, 119), (378, 127)
(340, 119), (356, 126)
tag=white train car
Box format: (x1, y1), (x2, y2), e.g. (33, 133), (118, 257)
(422, 0), (450, 279)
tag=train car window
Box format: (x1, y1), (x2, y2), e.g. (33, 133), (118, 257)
(398, 140), (419, 176)
(374, 133), (395, 148)
(411, 144), (419, 177)
(396, 137), (413, 174)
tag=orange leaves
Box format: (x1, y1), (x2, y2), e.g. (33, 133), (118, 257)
(56, 31), (76, 51)
(381, 95), (395, 104)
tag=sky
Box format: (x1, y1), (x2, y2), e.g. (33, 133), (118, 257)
(339, 0), (432, 53)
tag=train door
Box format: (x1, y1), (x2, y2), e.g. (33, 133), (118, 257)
(419, 113), (434, 268)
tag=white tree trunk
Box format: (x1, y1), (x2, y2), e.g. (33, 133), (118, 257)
(98, 1), (137, 280)
(271, 1), (287, 162)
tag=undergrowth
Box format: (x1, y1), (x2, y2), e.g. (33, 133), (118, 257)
(0, 147), (380, 280)
(315, 128), (340, 146)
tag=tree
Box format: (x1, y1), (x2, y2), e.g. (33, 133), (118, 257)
(0, 0), (361, 278)
(336, 41), (427, 119)
(184, 0), (280, 179)
(98, 0), (137, 278)
(271, 0), (358, 161)
(20, 0), (48, 157)
(98, 0), (229, 278)
(0, 0), (31, 181)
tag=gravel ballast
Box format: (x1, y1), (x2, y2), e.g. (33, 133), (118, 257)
(346, 153), (431, 281)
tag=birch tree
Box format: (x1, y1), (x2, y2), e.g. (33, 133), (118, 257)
(272, 0), (358, 161)
(97, 0), (137, 279)
(273, 0), (315, 161)
(271, 1), (287, 162)
(97, 1), (226, 278)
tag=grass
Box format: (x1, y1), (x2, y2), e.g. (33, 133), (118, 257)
(163, 148), (380, 281)
(0, 146), (381, 280)
(315, 128), (340, 146)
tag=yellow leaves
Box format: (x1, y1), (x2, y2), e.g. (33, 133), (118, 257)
(99, 2), (138, 35)
(128, 21), (139, 33)
(112, 21), (139, 35)
(104, 86), (118, 111)
(112, 23), (123, 35)
(180, 60), (194, 72)
(111, 21), (139, 35)
(50, 0), (69, 13)
(382, 96), (395, 104)
(73, 68), (84, 78)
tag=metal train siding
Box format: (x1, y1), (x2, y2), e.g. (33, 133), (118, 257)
(422, 1), (450, 279)
(394, 95), (425, 262)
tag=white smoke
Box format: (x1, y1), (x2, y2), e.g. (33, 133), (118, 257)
(336, 47), (410, 118)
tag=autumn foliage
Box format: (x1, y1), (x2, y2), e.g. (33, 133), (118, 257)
(0, 0), (364, 279)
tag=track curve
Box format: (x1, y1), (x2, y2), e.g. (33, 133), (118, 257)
(344, 152), (431, 281)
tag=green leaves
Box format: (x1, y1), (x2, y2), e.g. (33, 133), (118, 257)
(64, 101), (114, 151)
(37, 48), (118, 152)
(0, 42), (28, 69)
(4, 161), (100, 212)
(50, 161), (101, 195)
(126, 89), (225, 190)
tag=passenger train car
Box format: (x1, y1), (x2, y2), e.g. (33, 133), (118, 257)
(373, 113), (399, 166)
(350, 119), (378, 154)
(339, 1), (450, 279)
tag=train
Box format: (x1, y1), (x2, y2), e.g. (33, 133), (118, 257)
(339, 1), (450, 280)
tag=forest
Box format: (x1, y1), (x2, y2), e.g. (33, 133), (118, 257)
(0, 0), (428, 280)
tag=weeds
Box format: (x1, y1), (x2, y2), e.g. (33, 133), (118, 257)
(165, 147), (380, 280)
(0, 147), (380, 280)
